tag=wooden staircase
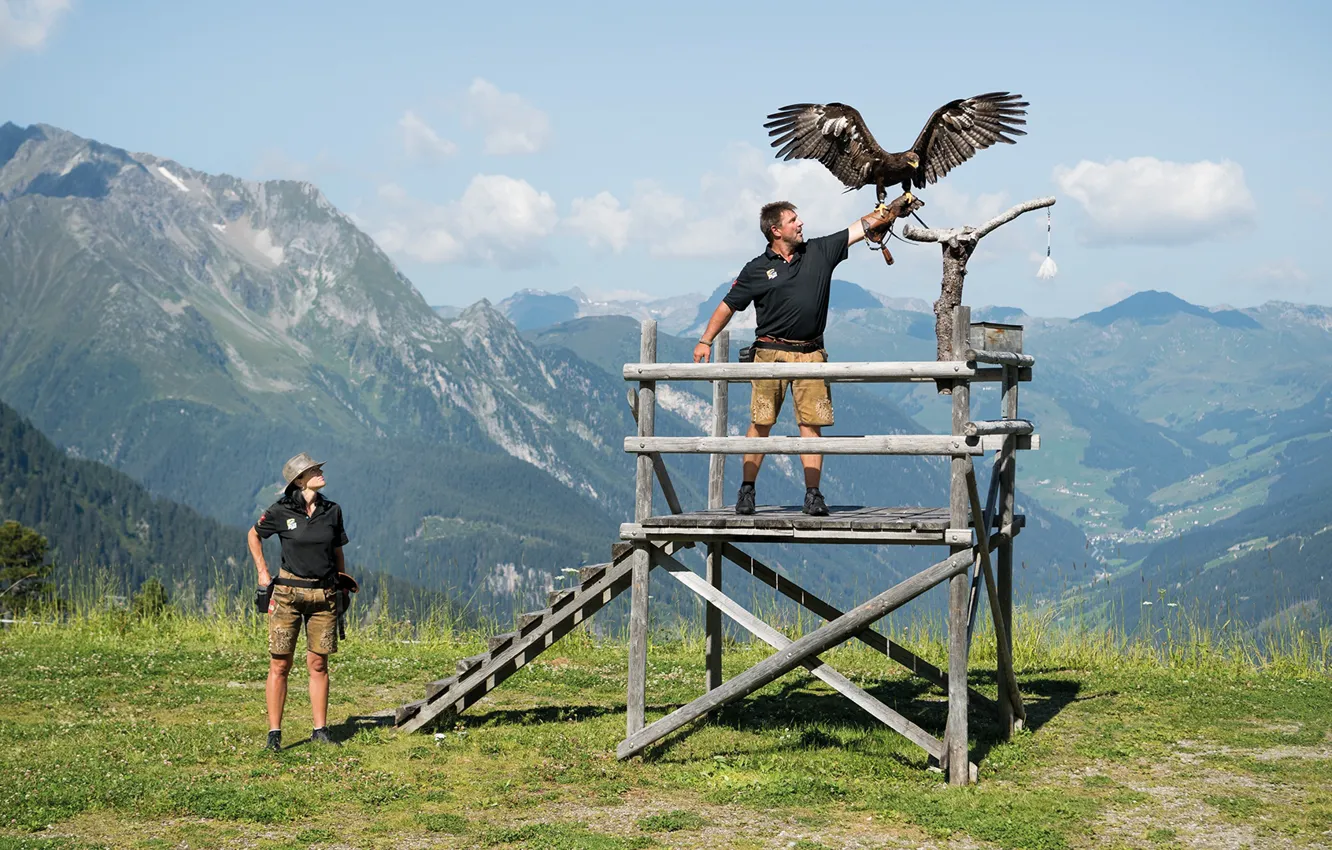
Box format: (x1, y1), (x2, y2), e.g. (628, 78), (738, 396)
(395, 541), (647, 733)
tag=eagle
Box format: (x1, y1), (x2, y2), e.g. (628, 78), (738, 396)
(764, 93), (1028, 208)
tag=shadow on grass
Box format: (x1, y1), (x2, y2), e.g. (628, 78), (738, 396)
(634, 672), (1083, 767)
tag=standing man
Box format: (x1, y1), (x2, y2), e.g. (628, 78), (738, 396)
(693, 195), (917, 516)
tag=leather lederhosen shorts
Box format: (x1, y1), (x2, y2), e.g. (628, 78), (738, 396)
(750, 347), (834, 427)
(268, 572), (338, 656)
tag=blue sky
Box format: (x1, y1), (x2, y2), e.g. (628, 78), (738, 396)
(2, 0), (1329, 316)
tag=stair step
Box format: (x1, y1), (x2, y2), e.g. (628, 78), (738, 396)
(518, 611), (545, 635)
(456, 653), (487, 676)
(395, 699), (425, 726)
(547, 588), (576, 611)
(579, 564), (606, 585)
(488, 632), (517, 653)
(425, 676), (457, 700)
(611, 542), (632, 561)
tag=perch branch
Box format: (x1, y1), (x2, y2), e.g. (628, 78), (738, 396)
(903, 196), (1056, 244)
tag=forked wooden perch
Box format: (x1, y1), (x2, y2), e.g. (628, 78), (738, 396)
(903, 196), (1056, 373)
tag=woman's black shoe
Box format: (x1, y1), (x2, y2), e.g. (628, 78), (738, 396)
(263, 730), (282, 753)
(311, 727), (341, 746)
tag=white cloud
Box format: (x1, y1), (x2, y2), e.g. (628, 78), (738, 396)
(369, 175), (557, 267)
(0, 0), (69, 53)
(399, 111), (457, 161)
(464, 78), (550, 155)
(1250, 258), (1309, 283)
(1053, 156), (1256, 246)
(566, 145), (863, 260)
(565, 144), (1023, 266)
(565, 191), (632, 251)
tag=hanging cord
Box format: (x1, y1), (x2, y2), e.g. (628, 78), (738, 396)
(1037, 207), (1057, 279)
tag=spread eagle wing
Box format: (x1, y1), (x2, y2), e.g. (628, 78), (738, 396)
(764, 103), (887, 191)
(909, 92), (1028, 189)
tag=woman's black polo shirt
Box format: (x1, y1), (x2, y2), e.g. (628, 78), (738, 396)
(254, 493), (349, 581)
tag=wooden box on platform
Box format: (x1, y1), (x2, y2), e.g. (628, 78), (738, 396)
(969, 321), (1023, 354)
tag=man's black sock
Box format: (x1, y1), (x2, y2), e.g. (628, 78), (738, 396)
(741, 481), (755, 489)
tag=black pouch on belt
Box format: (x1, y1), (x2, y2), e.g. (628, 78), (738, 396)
(255, 583), (273, 615)
(738, 345), (755, 363)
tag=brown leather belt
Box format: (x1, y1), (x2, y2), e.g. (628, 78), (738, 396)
(752, 335), (824, 353)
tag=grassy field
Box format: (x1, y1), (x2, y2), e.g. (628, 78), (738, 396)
(0, 607), (1329, 850)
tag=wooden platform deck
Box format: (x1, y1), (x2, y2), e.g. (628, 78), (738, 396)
(620, 505), (1024, 546)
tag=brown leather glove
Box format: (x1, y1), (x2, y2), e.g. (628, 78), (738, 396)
(859, 206), (896, 244)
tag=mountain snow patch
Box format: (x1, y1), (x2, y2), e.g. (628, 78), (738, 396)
(157, 166), (190, 192)
(252, 229), (285, 265)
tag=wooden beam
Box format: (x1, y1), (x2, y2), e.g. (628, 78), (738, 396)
(626, 435), (981, 456)
(962, 349), (1036, 367)
(965, 462), (1026, 724)
(623, 360), (982, 382)
(964, 419), (1034, 437)
(616, 547), (975, 760)
(620, 523), (962, 546)
(652, 547), (959, 764)
(706, 331), (729, 693)
(720, 542), (995, 709)
(945, 305), (972, 785)
(998, 365), (1019, 738)
(627, 319), (656, 737)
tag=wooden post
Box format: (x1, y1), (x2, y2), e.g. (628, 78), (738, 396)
(627, 319), (657, 737)
(946, 305), (972, 785)
(998, 363), (1018, 738)
(706, 330), (729, 692)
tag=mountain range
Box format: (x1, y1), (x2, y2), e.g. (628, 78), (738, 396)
(2, 120), (1327, 630)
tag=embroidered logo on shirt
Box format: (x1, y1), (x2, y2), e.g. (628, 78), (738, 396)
(766, 268), (777, 279)
(286, 518), (298, 530)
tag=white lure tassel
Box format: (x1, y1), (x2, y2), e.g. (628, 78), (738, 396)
(1036, 207), (1057, 279)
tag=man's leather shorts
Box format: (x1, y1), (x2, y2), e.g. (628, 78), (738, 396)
(750, 348), (834, 427)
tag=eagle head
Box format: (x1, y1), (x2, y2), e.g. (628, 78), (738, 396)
(906, 152), (921, 170)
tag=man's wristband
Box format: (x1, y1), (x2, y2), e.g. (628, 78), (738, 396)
(698, 339), (712, 346)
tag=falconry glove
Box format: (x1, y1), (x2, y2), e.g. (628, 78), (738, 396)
(859, 194), (925, 265)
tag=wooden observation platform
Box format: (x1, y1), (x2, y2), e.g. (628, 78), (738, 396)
(393, 304), (1037, 786)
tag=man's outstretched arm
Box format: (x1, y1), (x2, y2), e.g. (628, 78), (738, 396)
(693, 302), (736, 363)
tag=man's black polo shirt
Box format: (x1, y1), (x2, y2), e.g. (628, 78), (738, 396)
(722, 230), (849, 342)
(254, 493), (349, 581)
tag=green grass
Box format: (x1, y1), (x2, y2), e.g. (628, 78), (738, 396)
(0, 607), (1327, 849)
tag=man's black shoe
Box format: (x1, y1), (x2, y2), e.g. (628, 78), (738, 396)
(736, 483), (756, 516)
(263, 729), (282, 753)
(310, 727), (341, 746)
(803, 488), (829, 517)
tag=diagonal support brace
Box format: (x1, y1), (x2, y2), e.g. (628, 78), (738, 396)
(720, 542), (994, 710)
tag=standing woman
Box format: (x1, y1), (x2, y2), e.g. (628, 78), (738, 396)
(248, 452), (350, 752)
